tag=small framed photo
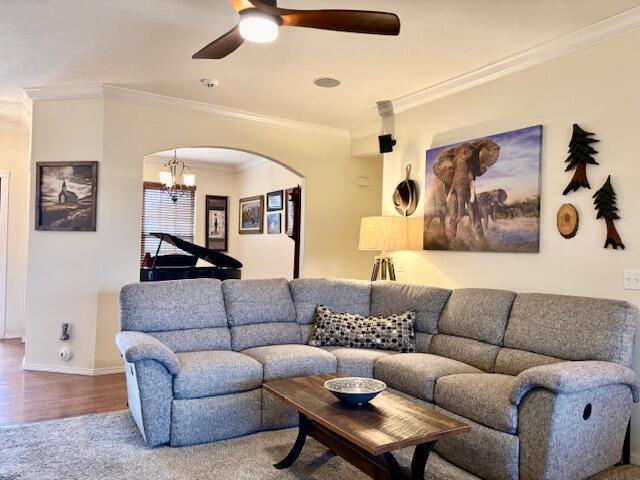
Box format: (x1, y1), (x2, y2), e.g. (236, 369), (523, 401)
(205, 195), (228, 251)
(239, 195), (264, 234)
(266, 190), (283, 211)
(267, 212), (281, 234)
(35, 161), (99, 231)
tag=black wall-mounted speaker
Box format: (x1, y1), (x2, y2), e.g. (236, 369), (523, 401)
(378, 134), (397, 154)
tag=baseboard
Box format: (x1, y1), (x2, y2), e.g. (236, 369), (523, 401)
(22, 361), (124, 376)
(2, 330), (24, 339)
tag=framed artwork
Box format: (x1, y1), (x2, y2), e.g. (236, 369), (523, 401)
(424, 125), (542, 253)
(266, 190), (284, 211)
(239, 195), (264, 234)
(35, 161), (99, 231)
(285, 187), (299, 237)
(267, 212), (281, 234)
(205, 195), (228, 251)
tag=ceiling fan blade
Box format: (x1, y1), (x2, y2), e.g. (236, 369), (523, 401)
(280, 10), (400, 36)
(193, 25), (244, 59)
(229, 0), (253, 12)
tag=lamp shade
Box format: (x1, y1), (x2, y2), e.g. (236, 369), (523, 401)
(359, 216), (408, 253)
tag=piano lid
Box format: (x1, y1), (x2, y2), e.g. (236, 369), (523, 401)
(150, 232), (243, 269)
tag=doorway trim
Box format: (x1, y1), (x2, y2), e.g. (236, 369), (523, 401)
(0, 170), (9, 338)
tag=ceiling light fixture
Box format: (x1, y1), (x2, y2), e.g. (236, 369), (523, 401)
(159, 150), (196, 203)
(313, 77), (341, 88)
(238, 9), (281, 43)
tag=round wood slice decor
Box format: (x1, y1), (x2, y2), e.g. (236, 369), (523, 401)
(557, 203), (579, 239)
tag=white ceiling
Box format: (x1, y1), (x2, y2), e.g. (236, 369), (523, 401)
(150, 147), (266, 169)
(2, 0), (640, 129)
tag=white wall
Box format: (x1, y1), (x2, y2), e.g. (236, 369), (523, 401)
(380, 30), (640, 461)
(236, 160), (302, 279)
(0, 126), (29, 339)
(143, 155), (302, 279)
(24, 89), (382, 374)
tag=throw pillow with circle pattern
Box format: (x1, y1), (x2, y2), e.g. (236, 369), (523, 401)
(308, 305), (416, 353)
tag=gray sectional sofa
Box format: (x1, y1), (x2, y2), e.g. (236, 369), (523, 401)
(116, 278), (639, 479)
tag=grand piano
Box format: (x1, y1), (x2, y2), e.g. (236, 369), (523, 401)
(140, 232), (242, 282)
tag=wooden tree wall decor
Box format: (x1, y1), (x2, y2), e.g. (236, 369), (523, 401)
(563, 124), (599, 195)
(593, 176), (625, 250)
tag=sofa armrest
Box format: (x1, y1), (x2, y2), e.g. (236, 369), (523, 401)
(116, 331), (181, 375)
(511, 360), (638, 405)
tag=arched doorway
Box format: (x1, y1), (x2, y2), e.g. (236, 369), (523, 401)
(140, 147), (305, 280)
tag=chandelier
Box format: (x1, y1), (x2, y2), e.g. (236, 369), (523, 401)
(158, 150), (196, 203)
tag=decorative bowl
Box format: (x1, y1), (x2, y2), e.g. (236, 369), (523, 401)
(324, 377), (387, 406)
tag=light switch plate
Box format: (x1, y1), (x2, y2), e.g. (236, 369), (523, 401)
(623, 270), (640, 291)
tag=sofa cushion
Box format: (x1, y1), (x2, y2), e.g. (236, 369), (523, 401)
(429, 335), (500, 372)
(289, 278), (371, 325)
(309, 306), (416, 353)
(494, 348), (563, 376)
(504, 293), (638, 367)
(222, 278), (296, 326)
(438, 288), (516, 345)
(242, 344), (337, 381)
(321, 347), (394, 378)
(374, 353), (481, 402)
(370, 282), (451, 336)
(173, 351), (263, 400)
(434, 373), (518, 434)
(230, 322), (302, 352)
(120, 278), (228, 332)
(148, 328), (232, 353)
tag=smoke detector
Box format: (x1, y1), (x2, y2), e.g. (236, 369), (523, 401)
(200, 78), (219, 88)
(313, 77), (341, 88)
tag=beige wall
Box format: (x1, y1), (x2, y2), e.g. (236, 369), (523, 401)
(236, 160), (302, 280)
(143, 155), (303, 279)
(24, 91), (382, 374)
(0, 126), (29, 338)
(25, 98), (104, 373)
(379, 30), (640, 461)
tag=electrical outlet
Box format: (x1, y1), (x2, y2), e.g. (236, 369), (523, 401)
(623, 270), (640, 291)
(394, 257), (405, 273)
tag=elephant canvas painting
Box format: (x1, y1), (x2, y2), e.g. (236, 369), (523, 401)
(424, 125), (542, 253)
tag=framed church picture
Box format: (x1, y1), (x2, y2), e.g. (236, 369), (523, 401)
(35, 161), (99, 231)
(205, 195), (228, 251)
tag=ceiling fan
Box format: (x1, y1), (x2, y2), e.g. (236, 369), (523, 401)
(193, 0), (400, 59)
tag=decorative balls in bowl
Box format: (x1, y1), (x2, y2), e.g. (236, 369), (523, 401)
(324, 377), (387, 406)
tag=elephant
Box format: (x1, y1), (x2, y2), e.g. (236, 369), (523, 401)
(477, 188), (508, 230)
(430, 139), (501, 240)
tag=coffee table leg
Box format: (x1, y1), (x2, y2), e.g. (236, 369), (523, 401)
(410, 441), (436, 479)
(274, 413), (311, 469)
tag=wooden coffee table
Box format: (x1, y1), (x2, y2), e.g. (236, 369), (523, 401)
(263, 374), (470, 480)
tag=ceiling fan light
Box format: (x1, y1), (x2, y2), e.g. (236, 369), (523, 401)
(239, 11), (279, 43)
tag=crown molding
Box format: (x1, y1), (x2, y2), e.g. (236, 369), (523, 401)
(236, 157), (267, 172)
(350, 6), (640, 139)
(350, 122), (381, 140)
(103, 85), (349, 138)
(393, 6), (640, 114)
(24, 84), (349, 138)
(145, 154), (240, 173)
(23, 84), (105, 101)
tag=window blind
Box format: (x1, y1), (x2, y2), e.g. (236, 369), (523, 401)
(140, 182), (196, 264)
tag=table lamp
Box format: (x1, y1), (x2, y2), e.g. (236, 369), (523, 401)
(359, 216), (408, 281)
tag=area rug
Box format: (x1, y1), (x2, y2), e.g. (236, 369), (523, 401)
(0, 410), (449, 480)
(1, 410), (637, 480)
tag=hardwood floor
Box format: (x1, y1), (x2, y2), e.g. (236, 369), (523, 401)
(0, 339), (127, 426)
